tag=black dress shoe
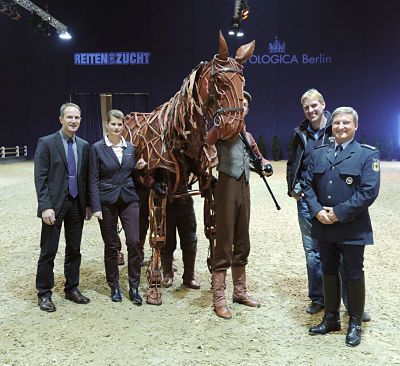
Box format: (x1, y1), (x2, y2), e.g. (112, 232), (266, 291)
(362, 311), (371, 322)
(129, 287), (142, 305)
(65, 289), (90, 304)
(306, 303), (325, 314)
(111, 285), (122, 302)
(38, 296), (56, 312)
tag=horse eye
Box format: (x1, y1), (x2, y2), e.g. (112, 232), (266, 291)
(215, 76), (223, 84)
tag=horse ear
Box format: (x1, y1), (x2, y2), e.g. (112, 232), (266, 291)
(235, 40), (255, 64)
(218, 30), (229, 60)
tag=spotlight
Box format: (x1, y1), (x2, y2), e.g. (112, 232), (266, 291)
(229, 19), (240, 36)
(58, 30), (71, 39)
(229, 0), (250, 37)
(240, 0), (250, 20)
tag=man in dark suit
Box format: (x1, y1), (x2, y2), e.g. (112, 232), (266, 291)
(34, 102), (91, 312)
(302, 106), (380, 346)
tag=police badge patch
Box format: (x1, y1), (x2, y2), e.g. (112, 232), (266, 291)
(346, 177), (353, 185)
(372, 158), (380, 172)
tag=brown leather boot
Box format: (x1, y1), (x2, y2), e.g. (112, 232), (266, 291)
(161, 254), (174, 288)
(212, 270), (232, 319)
(232, 265), (260, 308)
(182, 251), (200, 289)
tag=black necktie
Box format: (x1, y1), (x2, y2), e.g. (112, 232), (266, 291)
(335, 144), (343, 157)
(67, 138), (78, 198)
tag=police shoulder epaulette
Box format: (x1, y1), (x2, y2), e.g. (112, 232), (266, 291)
(361, 144), (377, 150)
(315, 144), (327, 150)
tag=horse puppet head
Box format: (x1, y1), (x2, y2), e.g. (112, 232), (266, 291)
(197, 30), (255, 141)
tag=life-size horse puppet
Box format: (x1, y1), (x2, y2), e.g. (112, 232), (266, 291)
(123, 31), (255, 305)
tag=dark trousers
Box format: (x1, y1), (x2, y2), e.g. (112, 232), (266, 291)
(99, 200), (140, 288)
(213, 172), (250, 271)
(318, 241), (365, 280)
(36, 196), (84, 297)
(164, 196), (197, 256)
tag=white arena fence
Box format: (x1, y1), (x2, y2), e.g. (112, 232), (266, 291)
(0, 146), (28, 158)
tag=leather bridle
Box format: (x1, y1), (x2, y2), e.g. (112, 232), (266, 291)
(206, 56), (244, 127)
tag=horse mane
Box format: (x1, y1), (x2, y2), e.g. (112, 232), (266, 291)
(165, 62), (207, 143)
(124, 61), (212, 176)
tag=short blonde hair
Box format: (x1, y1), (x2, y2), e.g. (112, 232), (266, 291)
(332, 106), (359, 123)
(107, 109), (125, 122)
(300, 89), (325, 106)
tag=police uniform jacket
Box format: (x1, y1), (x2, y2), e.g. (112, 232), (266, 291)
(302, 139), (380, 245)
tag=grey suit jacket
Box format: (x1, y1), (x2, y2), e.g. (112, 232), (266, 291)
(34, 131), (89, 218)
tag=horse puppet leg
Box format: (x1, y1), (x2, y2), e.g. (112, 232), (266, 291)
(203, 185), (216, 286)
(145, 189), (167, 305)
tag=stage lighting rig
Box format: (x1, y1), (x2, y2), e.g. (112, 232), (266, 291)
(12, 0), (71, 39)
(0, 0), (22, 20)
(229, 0), (250, 37)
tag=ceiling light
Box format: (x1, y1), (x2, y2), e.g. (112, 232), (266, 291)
(59, 31), (71, 39)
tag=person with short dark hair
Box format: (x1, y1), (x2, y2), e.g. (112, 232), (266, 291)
(302, 106), (380, 347)
(89, 109), (142, 304)
(34, 102), (91, 312)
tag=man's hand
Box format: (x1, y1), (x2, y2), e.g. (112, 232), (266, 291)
(262, 164), (273, 177)
(316, 210), (334, 224)
(85, 207), (92, 220)
(323, 206), (339, 223)
(136, 158), (147, 170)
(93, 211), (103, 220)
(42, 209), (56, 225)
(290, 191), (303, 201)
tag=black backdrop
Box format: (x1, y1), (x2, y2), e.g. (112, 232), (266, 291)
(1, 0), (399, 159)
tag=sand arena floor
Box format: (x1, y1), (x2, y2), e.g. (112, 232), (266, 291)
(0, 160), (399, 365)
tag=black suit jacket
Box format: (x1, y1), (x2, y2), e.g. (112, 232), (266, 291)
(89, 138), (139, 212)
(34, 131), (90, 218)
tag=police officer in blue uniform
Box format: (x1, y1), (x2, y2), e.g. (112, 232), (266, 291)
(302, 106), (380, 347)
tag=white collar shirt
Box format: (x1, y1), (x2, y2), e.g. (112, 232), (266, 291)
(105, 135), (127, 164)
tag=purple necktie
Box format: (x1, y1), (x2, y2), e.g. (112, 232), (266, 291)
(67, 138), (78, 198)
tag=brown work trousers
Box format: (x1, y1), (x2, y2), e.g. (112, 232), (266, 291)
(213, 172), (250, 271)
